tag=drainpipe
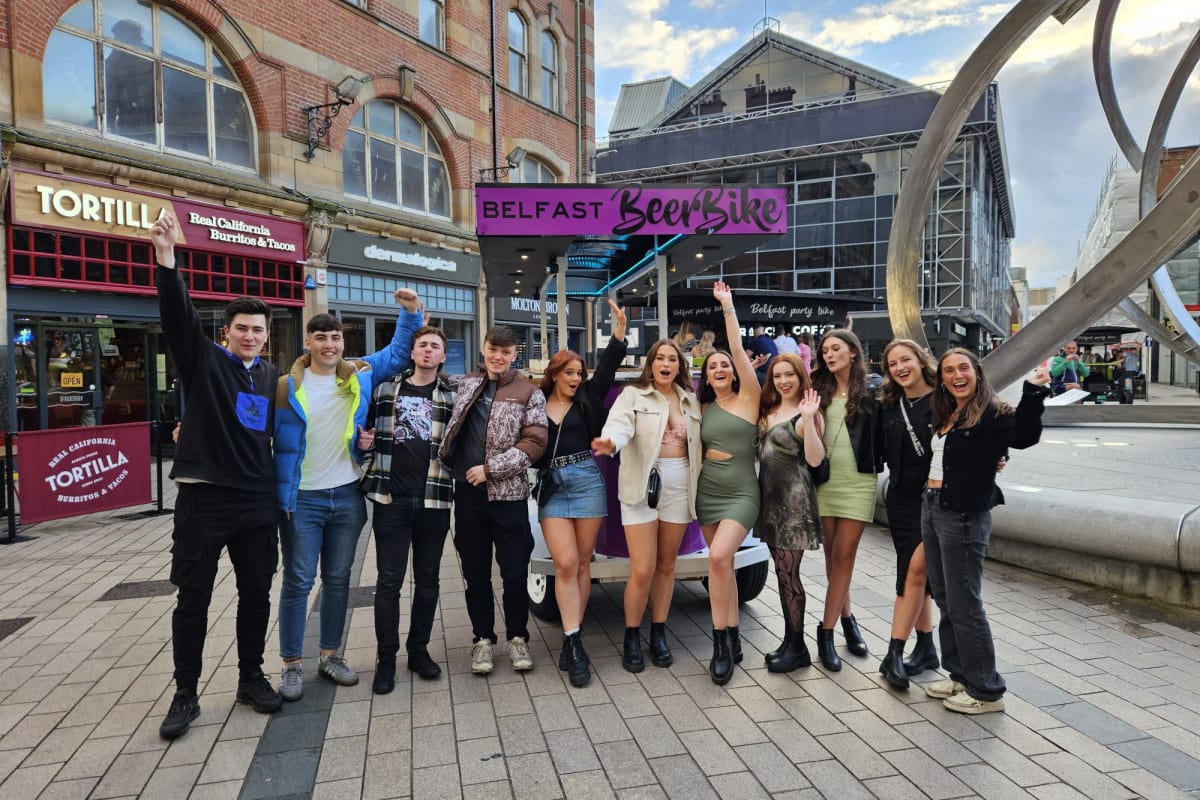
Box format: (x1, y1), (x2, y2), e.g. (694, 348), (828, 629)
(490, 0), (499, 173)
(575, 0), (584, 180)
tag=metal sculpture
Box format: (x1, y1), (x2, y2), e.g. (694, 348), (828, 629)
(886, 0), (1200, 387)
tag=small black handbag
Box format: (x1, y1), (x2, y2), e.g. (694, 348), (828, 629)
(532, 409), (565, 507)
(646, 466), (662, 508)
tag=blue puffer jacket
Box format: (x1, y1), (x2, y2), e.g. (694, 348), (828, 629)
(273, 308), (421, 513)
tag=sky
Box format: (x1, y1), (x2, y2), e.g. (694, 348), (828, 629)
(593, 0), (1200, 288)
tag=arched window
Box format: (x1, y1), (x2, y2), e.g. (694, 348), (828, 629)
(540, 32), (559, 111)
(518, 156), (556, 184)
(507, 11), (527, 95)
(343, 101), (451, 219)
(43, 0), (255, 169)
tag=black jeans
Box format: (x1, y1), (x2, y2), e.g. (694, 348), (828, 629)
(452, 481), (534, 643)
(921, 491), (1005, 702)
(170, 483), (279, 692)
(372, 498), (450, 661)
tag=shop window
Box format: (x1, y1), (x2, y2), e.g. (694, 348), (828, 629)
(508, 11), (527, 95)
(518, 156), (557, 184)
(43, 1), (256, 170)
(541, 31), (559, 111)
(344, 101), (451, 219)
(9, 226), (304, 304)
(327, 271), (475, 316)
(419, 0), (445, 49)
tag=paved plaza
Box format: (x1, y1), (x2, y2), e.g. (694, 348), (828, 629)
(2, 419), (1200, 799)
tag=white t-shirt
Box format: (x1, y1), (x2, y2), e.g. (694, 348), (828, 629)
(774, 335), (801, 355)
(299, 369), (360, 490)
(928, 431), (947, 483)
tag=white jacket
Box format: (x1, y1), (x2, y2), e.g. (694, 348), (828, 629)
(600, 382), (703, 517)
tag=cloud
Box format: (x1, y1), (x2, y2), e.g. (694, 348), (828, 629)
(594, 0), (739, 82)
(778, 0), (1009, 54)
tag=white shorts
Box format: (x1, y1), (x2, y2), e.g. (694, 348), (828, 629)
(620, 457), (692, 526)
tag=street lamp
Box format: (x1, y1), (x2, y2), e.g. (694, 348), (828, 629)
(302, 76), (365, 160)
(478, 147), (528, 181)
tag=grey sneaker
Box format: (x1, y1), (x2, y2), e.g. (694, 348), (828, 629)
(944, 691), (1004, 715)
(318, 654), (359, 687)
(471, 640), (494, 675)
(278, 662), (303, 701)
(924, 678), (967, 699)
(507, 636), (534, 671)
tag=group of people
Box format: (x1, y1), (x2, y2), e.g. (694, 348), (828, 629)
(151, 204), (1051, 742)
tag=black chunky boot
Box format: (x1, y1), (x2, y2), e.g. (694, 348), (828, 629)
(566, 632), (591, 688)
(816, 625), (842, 672)
(729, 625), (743, 664)
(841, 614), (869, 656)
(879, 638), (909, 689)
(766, 628), (810, 673)
(622, 627), (645, 673)
(710, 628), (734, 685)
(765, 628), (791, 665)
(903, 630), (940, 676)
(559, 636), (571, 672)
(649, 622), (673, 667)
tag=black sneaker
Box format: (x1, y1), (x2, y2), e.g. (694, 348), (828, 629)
(159, 690), (200, 740)
(373, 659), (397, 695)
(407, 651), (442, 680)
(236, 673), (282, 713)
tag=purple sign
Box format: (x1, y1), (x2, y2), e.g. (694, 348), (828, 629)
(476, 185), (787, 236)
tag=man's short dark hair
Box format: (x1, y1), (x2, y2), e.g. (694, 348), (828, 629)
(306, 314), (342, 334)
(412, 325), (447, 347)
(225, 296), (270, 326)
(484, 325), (518, 348)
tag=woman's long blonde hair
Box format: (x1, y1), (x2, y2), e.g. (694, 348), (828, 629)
(879, 339), (936, 409)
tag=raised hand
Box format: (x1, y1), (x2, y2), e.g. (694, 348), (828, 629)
(1031, 365), (1051, 386)
(712, 280), (733, 307)
(591, 436), (615, 457)
(149, 209), (178, 267)
(357, 424), (375, 450)
(394, 287), (420, 312)
(798, 388), (821, 418)
(750, 353), (769, 368)
(607, 297), (627, 331)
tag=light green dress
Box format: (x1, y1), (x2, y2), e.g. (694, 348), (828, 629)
(815, 398), (876, 522)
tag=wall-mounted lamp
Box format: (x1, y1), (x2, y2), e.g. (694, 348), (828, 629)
(478, 146), (528, 181)
(303, 75), (365, 160)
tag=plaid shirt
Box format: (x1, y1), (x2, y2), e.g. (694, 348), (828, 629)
(360, 369), (455, 508)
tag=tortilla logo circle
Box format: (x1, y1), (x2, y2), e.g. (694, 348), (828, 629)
(44, 437), (131, 504)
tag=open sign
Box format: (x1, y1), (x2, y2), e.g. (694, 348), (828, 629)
(60, 372), (84, 388)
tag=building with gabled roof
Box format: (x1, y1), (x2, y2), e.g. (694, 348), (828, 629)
(598, 22), (1015, 359)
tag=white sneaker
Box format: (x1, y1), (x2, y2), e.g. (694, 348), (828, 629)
(471, 640), (494, 674)
(924, 678), (966, 699)
(507, 636), (534, 671)
(943, 691), (1005, 715)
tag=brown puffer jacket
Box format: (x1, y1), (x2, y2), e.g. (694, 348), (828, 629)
(439, 368), (547, 501)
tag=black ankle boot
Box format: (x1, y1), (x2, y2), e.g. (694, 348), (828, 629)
(765, 628), (791, 664)
(766, 628), (810, 673)
(841, 614), (869, 656)
(710, 628), (734, 685)
(649, 622), (673, 667)
(566, 632), (591, 688)
(879, 638), (910, 689)
(729, 625), (743, 664)
(816, 625), (842, 671)
(903, 630), (940, 676)
(622, 627), (645, 673)
(559, 635), (571, 672)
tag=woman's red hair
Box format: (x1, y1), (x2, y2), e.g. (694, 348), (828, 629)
(539, 350), (587, 394)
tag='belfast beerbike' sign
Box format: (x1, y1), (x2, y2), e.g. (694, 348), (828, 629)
(18, 423), (152, 524)
(476, 185), (787, 237)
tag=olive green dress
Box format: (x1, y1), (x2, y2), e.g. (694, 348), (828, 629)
(815, 398), (876, 522)
(696, 403), (761, 529)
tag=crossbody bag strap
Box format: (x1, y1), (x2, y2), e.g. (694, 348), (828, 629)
(898, 398), (926, 458)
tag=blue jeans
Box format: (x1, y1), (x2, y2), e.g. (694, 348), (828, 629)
(921, 491), (1005, 702)
(278, 481), (368, 660)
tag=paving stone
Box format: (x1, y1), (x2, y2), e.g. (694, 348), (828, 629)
(326, 699), (372, 738)
(724, 685), (789, 722)
(411, 689), (453, 727)
(412, 723), (456, 768)
(412, 763), (463, 800)
(1050, 700), (1149, 746)
(36, 776), (101, 799)
(1, 711), (65, 750)
(971, 713), (1063, 756)
(1109, 735), (1200, 791)
(463, 779), (513, 800)
(896, 719), (983, 767)
(1030, 752), (1137, 800)
(0, 763), (60, 798)
(313, 777), (364, 799)
(157, 721), (219, 768)
(626, 715), (686, 759)
(1039, 726), (1137, 772)
(647, 754), (718, 800)
(594, 740), (656, 789)
(1005, 671), (1078, 708)
(91, 749), (161, 798)
(615, 787), (667, 800)
(779, 696), (847, 736)
(507, 751), (564, 800)
(459, 735), (508, 785)
(368, 711), (412, 755)
(315, 733), (367, 782)
(949, 763), (1038, 800)
(362, 750), (412, 800)
(881, 747), (973, 800)
(547, 727), (601, 775)
(817, 731), (897, 779)
(702, 704), (769, 746)
(559, 769), (615, 800)
(837, 708), (914, 752)
(732, 741), (806, 793)
(533, 693), (582, 733)
(861, 774), (930, 800)
(1107, 767), (1193, 800)
(797, 758), (875, 800)
(139, 762), (203, 799)
(489, 679), (535, 718)
(759, 718), (832, 764)
(709, 771), (769, 800)
(963, 736), (1057, 787)
(256, 710), (327, 754)
(197, 737), (257, 784)
(23, 722), (92, 766)
(576, 703), (631, 745)
(678, 728), (744, 776)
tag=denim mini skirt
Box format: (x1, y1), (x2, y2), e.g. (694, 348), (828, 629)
(538, 458), (608, 520)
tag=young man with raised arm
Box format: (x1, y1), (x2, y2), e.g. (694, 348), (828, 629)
(357, 325), (456, 692)
(152, 210), (282, 740)
(272, 289), (422, 700)
(439, 326), (547, 674)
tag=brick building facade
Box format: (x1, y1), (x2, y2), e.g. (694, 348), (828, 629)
(0, 0), (594, 432)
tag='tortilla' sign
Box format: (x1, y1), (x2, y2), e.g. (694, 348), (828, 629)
(476, 185), (787, 237)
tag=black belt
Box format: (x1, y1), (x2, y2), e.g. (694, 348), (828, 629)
(551, 451), (593, 468)
(924, 487), (942, 499)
